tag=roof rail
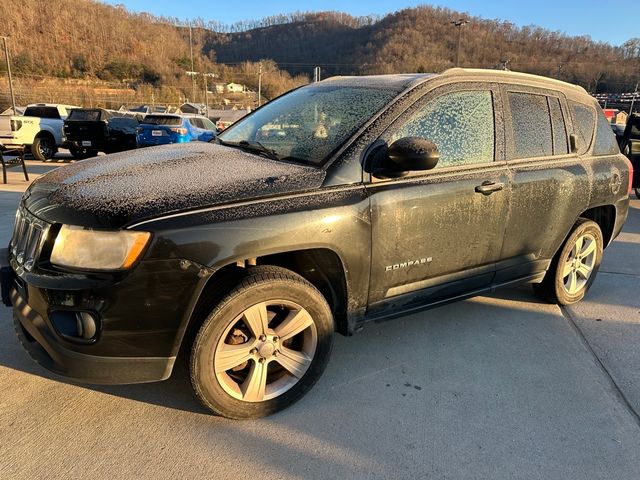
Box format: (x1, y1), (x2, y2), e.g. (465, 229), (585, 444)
(440, 68), (588, 95)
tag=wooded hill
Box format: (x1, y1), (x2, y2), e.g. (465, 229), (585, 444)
(0, 0), (638, 108)
(206, 8), (640, 93)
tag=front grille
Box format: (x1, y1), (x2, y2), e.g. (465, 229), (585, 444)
(10, 207), (50, 272)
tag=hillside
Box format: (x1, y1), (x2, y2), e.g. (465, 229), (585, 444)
(0, 1), (639, 110)
(207, 8), (640, 93)
(0, 0), (306, 107)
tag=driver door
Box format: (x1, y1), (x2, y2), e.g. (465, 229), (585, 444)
(366, 83), (510, 316)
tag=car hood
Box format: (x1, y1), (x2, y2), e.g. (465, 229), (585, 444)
(23, 142), (326, 228)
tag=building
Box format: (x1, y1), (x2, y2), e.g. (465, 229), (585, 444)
(226, 83), (245, 93)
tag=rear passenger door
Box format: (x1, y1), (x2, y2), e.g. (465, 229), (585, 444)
(496, 85), (590, 283)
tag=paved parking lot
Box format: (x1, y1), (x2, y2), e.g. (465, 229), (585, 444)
(1, 160), (640, 479)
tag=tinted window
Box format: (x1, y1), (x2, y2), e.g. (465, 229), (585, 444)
(508, 92), (552, 159)
(24, 106), (60, 119)
(593, 108), (620, 155)
(389, 90), (495, 167)
(141, 115), (182, 126)
(201, 118), (217, 131)
(548, 97), (568, 155)
(569, 101), (596, 154)
(67, 109), (103, 121)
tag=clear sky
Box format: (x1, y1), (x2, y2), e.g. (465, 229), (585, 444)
(102, 0), (635, 46)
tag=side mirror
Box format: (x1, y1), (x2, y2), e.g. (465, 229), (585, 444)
(374, 137), (439, 178)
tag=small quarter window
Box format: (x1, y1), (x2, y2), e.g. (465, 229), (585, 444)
(508, 92), (553, 159)
(569, 101), (596, 154)
(389, 90), (494, 168)
(593, 108), (620, 156)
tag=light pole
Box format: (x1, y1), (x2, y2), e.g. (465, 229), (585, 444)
(451, 19), (469, 67)
(1, 35), (17, 114)
(257, 63), (262, 107)
(630, 82), (639, 115)
(189, 24), (196, 102)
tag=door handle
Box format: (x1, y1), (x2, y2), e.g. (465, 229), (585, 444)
(475, 181), (504, 195)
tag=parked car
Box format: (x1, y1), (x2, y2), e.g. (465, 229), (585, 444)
(136, 114), (217, 147)
(64, 108), (139, 158)
(1, 69), (630, 419)
(0, 103), (79, 160)
(618, 113), (640, 196)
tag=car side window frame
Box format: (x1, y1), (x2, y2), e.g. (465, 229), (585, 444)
(366, 81), (504, 182)
(500, 84), (575, 163)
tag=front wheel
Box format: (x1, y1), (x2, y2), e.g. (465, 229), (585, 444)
(533, 219), (603, 305)
(190, 266), (334, 419)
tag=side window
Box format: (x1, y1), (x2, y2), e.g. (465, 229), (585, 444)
(389, 90), (494, 168)
(202, 118), (216, 131)
(189, 118), (201, 128)
(569, 101), (596, 154)
(507, 92), (552, 159)
(593, 108), (620, 155)
(548, 97), (568, 155)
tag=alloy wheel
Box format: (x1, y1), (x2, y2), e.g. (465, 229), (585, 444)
(213, 300), (317, 402)
(561, 233), (597, 295)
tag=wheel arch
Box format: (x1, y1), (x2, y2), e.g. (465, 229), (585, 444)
(580, 204), (616, 247)
(178, 247), (351, 360)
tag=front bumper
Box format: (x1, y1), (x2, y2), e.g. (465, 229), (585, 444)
(1, 247), (209, 384)
(12, 287), (175, 384)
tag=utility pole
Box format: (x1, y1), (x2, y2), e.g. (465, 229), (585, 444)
(630, 82), (639, 115)
(189, 23), (196, 102)
(313, 66), (321, 82)
(451, 19), (469, 67)
(1, 36), (17, 115)
(257, 63), (262, 107)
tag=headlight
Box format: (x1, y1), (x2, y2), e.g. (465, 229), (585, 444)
(50, 225), (151, 271)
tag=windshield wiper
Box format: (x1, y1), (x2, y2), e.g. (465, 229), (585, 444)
(218, 138), (281, 161)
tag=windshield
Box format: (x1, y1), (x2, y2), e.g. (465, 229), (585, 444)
(219, 85), (397, 166)
(141, 115), (181, 126)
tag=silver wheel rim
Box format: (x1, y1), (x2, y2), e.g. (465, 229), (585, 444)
(214, 300), (317, 402)
(562, 233), (597, 295)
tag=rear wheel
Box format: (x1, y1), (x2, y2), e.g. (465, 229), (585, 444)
(190, 266), (334, 419)
(533, 219), (603, 305)
(31, 135), (55, 161)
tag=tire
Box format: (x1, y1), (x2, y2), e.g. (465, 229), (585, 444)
(634, 187), (640, 199)
(533, 218), (603, 305)
(31, 135), (56, 161)
(190, 266), (334, 419)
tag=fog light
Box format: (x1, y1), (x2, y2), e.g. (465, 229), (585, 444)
(50, 310), (99, 341)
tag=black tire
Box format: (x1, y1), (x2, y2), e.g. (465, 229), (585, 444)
(634, 187), (640, 199)
(31, 135), (56, 161)
(190, 266), (334, 419)
(533, 218), (603, 305)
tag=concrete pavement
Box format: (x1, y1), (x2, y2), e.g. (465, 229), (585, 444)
(1, 173), (640, 479)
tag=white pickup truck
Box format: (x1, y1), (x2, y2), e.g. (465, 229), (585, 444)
(0, 104), (79, 160)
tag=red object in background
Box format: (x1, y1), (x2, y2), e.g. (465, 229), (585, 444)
(603, 109), (618, 122)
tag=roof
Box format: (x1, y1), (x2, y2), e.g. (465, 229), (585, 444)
(320, 74), (435, 92)
(440, 68), (589, 96)
(321, 69), (590, 100)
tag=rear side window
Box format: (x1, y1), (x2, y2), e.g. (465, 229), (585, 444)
(141, 115), (182, 126)
(508, 92), (552, 159)
(569, 101), (596, 154)
(389, 90), (495, 168)
(548, 97), (568, 155)
(593, 108), (620, 155)
(24, 106), (61, 119)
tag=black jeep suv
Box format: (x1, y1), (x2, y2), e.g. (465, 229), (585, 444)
(1, 69), (630, 418)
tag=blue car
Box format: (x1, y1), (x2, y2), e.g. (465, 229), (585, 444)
(136, 114), (217, 147)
